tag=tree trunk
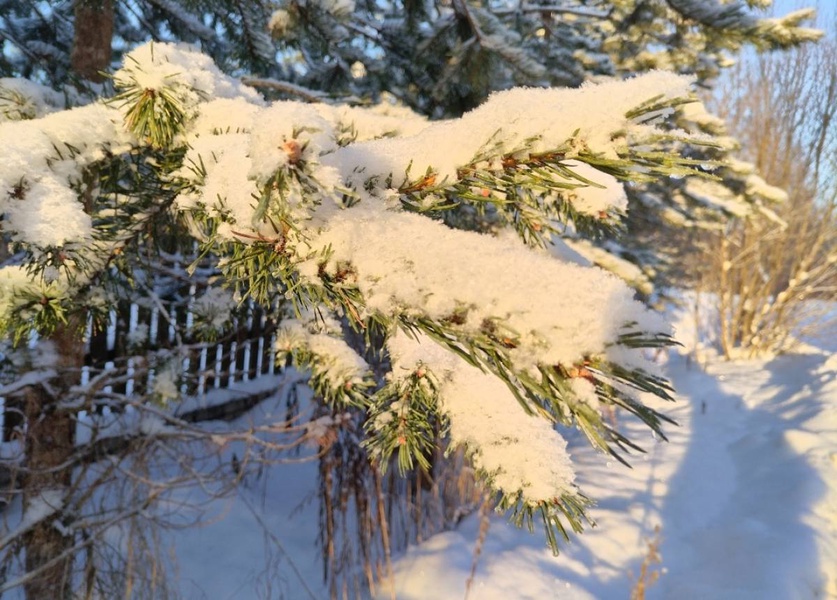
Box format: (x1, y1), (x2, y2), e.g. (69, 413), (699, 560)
(22, 320), (85, 600)
(19, 4), (116, 594)
(70, 0), (114, 82)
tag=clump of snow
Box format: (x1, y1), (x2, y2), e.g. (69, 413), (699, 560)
(683, 177), (750, 217)
(0, 102), (130, 246)
(113, 42), (263, 121)
(152, 364), (180, 404)
(561, 160), (627, 214)
(0, 78), (63, 121)
(305, 203), (668, 371)
(680, 99), (726, 134)
(745, 173), (788, 204)
(5, 175), (93, 246)
(176, 133), (259, 238)
(247, 102), (337, 181)
(568, 377), (600, 411)
(276, 315), (369, 387)
(388, 331), (576, 504)
(725, 156), (756, 175)
(191, 286), (237, 333)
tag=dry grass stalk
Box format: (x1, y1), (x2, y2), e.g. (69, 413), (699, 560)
(630, 524), (663, 600)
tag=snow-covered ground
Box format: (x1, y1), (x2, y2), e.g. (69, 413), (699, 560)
(384, 350), (836, 600)
(172, 309), (837, 600)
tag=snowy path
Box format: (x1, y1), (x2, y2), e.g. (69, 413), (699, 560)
(653, 353), (837, 599)
(386, 350), (837, 600)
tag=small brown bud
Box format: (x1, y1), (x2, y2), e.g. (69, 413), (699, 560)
(283, 139), (302, 164)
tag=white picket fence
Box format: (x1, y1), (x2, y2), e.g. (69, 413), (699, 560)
(0, 293), (279, 442)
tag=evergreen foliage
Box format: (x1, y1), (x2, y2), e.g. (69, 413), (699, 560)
(1, 2), (821, 296)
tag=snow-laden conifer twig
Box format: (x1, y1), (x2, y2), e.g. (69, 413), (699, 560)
(0, 41), (713, 553)
(665, 0), (822, 47)
(122, 43), (701, 547)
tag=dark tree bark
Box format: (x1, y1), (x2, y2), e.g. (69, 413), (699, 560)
(22, 320), (84, 600)
(70, 0), (114, 82)
(19, 4), (116, 595)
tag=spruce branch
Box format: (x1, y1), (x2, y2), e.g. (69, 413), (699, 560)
(498, 483), (594, 554)
(665, 0), (822, 48)
(394, 144), (625, 246)
(363, 365), (443, 474)
(391, 100), (721, 250)
(112, 80), (187, 149)
(361, 357), (598, 555)
(396, 312), (678, 457)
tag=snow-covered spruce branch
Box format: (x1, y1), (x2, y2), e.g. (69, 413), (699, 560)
(665, 0), (822, 48)
(390, 100), (714, 247)
(105, 43), (710, 549)
(0, 139), (192, 343)
(0, 42), (710, 550)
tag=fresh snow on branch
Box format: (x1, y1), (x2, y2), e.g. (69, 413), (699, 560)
(388, 330), (576, 504)
(276, 313), (370, 390)
(0, 40), (695, 538)
(328, 71), (693, 188)
(302, 203), (668, 369)
(113, 42), (264, 115)
(0, 104), (128, 246)
(0, 78), (63, 121)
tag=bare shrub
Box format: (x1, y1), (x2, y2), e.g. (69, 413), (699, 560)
(696, 23), (837, 358)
